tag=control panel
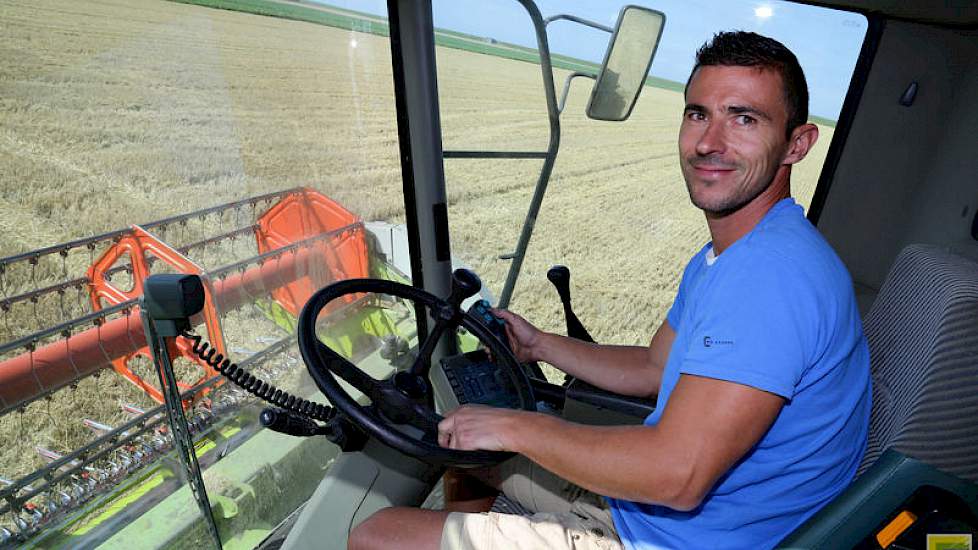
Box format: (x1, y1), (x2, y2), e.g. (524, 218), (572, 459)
(439, 350), (522, 409)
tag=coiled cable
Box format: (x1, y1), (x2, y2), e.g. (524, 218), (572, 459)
(181, 331), (333, 422)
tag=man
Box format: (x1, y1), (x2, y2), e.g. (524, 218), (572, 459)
(349, 31), (871, 550)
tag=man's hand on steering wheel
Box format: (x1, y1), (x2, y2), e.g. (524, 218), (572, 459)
(438, 405), (532, 452)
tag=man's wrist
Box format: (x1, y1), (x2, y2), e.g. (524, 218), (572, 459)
(529, 330), (558, 364)
(505, 411), (555, 454)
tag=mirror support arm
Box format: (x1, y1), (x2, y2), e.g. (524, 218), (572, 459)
(544, 14), (613, 34)
(558, 72), (597, 115)
(485, 3), (663, 307)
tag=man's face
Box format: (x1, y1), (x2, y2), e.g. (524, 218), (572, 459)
(679, 65), (792, 216)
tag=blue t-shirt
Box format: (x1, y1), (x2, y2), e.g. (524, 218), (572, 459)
(608, 198), (872, 550)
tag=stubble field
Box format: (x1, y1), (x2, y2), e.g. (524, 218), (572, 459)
(0, 0), (832, 480)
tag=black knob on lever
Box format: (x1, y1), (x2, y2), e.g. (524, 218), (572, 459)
(447, 269), (482, 308)
(546, 265), (594, 344)
(547, 265), (572, 305)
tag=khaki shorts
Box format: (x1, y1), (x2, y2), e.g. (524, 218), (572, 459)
(441, 457), (623, 550)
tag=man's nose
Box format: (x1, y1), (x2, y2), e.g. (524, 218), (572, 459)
(695, 120), (726, 156)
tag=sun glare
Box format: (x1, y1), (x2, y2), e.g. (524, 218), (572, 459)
(350, 38), (359, 49)
(754, 5), (773, 18)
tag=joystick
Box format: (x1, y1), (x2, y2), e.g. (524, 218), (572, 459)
(467, 299), (511, 350)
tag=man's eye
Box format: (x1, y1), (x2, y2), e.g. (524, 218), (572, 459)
(736, 115), (757, 125)
(686, 112), (706, 121)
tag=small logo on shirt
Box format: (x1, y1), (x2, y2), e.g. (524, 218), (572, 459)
(703, 336), (735, 348)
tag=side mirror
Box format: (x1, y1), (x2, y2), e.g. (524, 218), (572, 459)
(586, 5), (665, 122)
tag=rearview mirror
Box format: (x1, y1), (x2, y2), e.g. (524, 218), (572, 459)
(587, 6), (665, 121)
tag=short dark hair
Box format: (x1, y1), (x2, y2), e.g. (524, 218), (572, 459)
(687, 31), (809, 137)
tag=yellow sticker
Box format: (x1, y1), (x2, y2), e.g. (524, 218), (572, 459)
(927, 533), (973, 550)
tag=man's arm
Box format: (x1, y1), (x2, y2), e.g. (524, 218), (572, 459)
(438, 374), (784, 511)
(494, 309), (675, 398)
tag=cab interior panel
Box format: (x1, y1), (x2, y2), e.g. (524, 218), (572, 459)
(817, 20), (978, 313)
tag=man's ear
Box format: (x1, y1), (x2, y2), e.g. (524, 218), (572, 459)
(783, 123), (819, 165)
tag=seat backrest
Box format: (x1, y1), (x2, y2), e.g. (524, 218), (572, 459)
(859, 244), (978, 482)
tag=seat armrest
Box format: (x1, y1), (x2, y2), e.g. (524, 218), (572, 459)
(777, 450), (978, 549)
(562, 380), (655, 425)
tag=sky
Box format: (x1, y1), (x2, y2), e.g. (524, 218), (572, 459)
(314, 0), (868, 121)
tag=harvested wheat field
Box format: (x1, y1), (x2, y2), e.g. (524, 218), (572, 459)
(0, 0), (833, 482)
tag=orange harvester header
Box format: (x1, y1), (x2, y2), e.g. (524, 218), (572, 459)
(0, 189), (369, 414)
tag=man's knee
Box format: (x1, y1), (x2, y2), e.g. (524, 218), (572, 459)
(348, 508), (399, 550)
(347, 511), (379, 550)
(348, 506), (449, 550)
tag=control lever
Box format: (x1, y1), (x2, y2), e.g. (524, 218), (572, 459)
(547, 265), (594, 386)
(468, 299), (511, 349)
(259, 407), (366, 451)
(467, 299), (547, 381)
(260, 407), (326, 437)
(547, 266), (595, 343)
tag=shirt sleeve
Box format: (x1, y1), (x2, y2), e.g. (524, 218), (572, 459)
(666, 247), (706, 330)
(666, 284), (685, 330)
(678, 257), (816, 400)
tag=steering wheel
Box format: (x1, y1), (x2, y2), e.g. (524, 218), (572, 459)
(297, 269), (536, 467)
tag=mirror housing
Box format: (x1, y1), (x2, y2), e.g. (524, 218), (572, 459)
(586, 5), (665, 121)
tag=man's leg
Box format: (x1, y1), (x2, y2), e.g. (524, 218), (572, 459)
(443, 469), (498, 512)
(443, 456), (584, 515)
(348, 469), (496, 550)
(349, 458), (612, 550)
(347, 508), (449, 550)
